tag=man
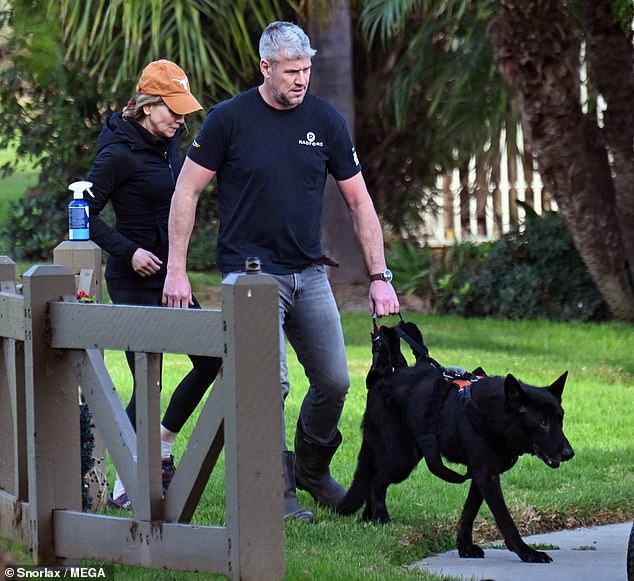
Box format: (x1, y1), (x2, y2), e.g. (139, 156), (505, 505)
(163, 21), (399, 523)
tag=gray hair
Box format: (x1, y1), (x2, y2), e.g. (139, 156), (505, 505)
(259, 21), (316, 62)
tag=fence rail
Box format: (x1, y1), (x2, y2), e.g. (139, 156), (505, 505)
(0, 245), (285, 580)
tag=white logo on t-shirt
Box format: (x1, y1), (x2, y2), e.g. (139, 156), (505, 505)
(299, 131), (323, 147)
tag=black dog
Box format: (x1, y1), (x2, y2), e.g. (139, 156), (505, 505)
(337, 320), (574, 563)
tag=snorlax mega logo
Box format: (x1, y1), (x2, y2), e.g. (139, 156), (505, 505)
(298, 131), (324, 147)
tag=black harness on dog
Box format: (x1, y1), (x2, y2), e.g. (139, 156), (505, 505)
(386, 320), (521, 474)
(371, 315), (485, 484)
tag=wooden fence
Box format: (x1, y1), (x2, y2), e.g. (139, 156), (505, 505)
(421, 131), (558, 245)
(0, 243), (285, 580)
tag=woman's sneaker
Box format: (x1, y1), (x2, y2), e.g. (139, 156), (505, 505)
(107, 493), (132, 511)
(162, 455), (176, 494)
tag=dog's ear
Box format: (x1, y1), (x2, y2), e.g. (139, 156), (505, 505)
(547, 371), (568, 400)
(472, 366), (487, 376)
(399, 321), (429, 362)
(383, 326), (408, 369)
(400, 321), (423, 344)
(504, 374), (528, 413)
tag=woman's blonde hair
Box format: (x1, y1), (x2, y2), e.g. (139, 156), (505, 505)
(122, 93), (163, 121)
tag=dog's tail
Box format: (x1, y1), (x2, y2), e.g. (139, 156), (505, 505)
(335, 443), (373, 515)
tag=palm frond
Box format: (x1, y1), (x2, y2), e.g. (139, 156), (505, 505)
(361, 0), (519, 167)
(58, 0), (298, 103)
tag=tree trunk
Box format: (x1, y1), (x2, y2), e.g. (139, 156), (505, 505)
(309, 0), (368, 284)
(583, 0), (634, 269)
(489, 0), (634, 320)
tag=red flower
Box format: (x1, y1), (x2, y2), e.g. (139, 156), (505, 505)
(76, 290), (96, 303)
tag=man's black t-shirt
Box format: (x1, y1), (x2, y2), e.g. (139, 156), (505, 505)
(187, 87), (361, 274)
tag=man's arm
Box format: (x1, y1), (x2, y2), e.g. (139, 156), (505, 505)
(163, 157), (216, 308)
(336, 172), (399, 316)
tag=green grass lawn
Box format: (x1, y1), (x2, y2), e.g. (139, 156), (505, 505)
(91, 314), (634, 579)
(1, 281), (632, 578)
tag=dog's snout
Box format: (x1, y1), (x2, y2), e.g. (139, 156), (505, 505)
(561, 446), (574, 461)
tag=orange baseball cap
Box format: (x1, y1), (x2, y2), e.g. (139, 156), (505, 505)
(136, 59), (203, 115)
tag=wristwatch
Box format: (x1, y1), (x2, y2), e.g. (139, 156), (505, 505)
(370, 269), (393, 283)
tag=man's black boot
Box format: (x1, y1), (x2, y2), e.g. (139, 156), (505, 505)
(283, 451), (316, 523)
(294, 422), (347, 508)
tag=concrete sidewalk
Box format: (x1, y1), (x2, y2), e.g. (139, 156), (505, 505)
(410, 521), (632, 581)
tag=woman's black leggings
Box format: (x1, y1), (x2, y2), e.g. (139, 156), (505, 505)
(107, 282), (222, 433)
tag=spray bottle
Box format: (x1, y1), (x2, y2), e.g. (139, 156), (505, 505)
(68, 180), (95, 241)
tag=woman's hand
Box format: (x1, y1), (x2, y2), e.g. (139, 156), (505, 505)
(131, 248), (162, 277)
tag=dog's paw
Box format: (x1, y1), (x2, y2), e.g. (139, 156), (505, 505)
(361, 506), (390, 523)
(518, 549), (552, 563)
(458, 544), (485, 558)
(364, 508), (390, 524)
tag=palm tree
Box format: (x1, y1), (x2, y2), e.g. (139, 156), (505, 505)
(309, 0), (369, 284)
(357, 0), (520, 227)
(359, 0), (634, 320)
(489, 0), (634, 320)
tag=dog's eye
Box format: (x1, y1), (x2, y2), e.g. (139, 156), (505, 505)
(539, 418), (548, 429)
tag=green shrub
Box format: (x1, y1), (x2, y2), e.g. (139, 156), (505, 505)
(388, 239), (491, 312)
(444, 211), (610, 321)
(388, 211), (609, 321)
(433, 241), (492, 310)
(188, 222), (218, 272)
(79, 402), (95, 512)
(0, 195), (67, 260)
(387, 240), (434, 296)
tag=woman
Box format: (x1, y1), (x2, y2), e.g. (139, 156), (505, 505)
(87, 60), (221, 510)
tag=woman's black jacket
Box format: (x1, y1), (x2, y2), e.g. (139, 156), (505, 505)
(87, 112), (183, 288)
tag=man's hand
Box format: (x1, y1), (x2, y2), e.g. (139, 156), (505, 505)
(369, 281), (400, 316)
(131, 248), (162, 277)
(162, 271), (193, 308)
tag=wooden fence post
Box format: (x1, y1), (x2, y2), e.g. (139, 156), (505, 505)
(53, 240), (107, 512)
(22, 265), (82, 564)
(134, 352), (163, 521)
(53, 241), (103, 301)
(0, 256), (16, 292)
(0, 258), (21, 497)
(222, 272), (285, 580)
